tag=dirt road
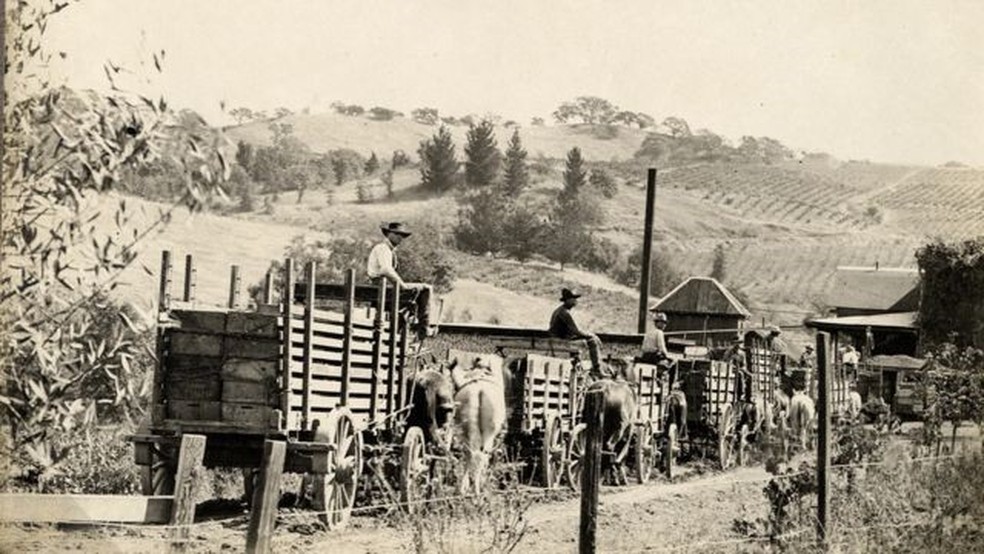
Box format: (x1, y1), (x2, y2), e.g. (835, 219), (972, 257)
(0, 464), (777, 553)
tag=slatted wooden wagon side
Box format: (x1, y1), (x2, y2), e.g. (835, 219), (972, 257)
(131, 251), (416, 530)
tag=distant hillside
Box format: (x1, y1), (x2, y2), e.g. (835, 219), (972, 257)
(225, 113), (649, 161)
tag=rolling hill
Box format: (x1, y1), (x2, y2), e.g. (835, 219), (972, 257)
(97, 112), (984, 347)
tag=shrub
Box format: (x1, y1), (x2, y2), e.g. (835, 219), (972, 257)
(916, 238), (984, 349)
(368, 106), (402, 121)
(588, 169), (618, 199)
(356, 182), (374, 204)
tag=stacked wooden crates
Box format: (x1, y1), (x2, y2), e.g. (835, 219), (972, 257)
(162, 308), (281, 429)
(679, 359), (735, 430)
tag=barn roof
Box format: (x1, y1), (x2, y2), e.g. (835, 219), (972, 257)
(654, 277), (751, 318)
(805, 311), (918, 332)
(827, 266), (920, 311)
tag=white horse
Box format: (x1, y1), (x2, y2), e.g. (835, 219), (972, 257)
(787, 390), (816, 451)
(450, 358), (507, 494)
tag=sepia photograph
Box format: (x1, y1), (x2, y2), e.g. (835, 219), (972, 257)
(2, 0), (983, 552)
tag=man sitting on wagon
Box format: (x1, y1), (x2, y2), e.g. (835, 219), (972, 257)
(549, 288), (605, 378)
(639, 308), (678, 380)
(367, 221), (433, 340)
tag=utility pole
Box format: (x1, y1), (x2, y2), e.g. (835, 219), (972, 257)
(638, 168), (657, 333)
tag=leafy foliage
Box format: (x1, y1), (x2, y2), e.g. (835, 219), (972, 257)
(588, 168), (617, 199)
(915, 237), (984, 349)
(364, 152), (380, 175)
(454, 188), (510, 255)
(368, 106), (403, 121)
(2, 0), (225, 490)
(412, 107), (440, 126)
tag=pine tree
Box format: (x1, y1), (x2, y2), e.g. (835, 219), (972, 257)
(464, 119), (501, 188)
(502, 129), (529, 197)
(561, 146), (587, 200)
(418, 126), (458, 193)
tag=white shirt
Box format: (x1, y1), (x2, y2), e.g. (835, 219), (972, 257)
(641, 327), (669, 357)
(843, 349), (859, 365)
(367, 240), (402, 284)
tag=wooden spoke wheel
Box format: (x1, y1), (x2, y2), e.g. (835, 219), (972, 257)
(140, 446), (175, 496)
(566, 423), (587, 491)
(737, 424), (750, 467)
(541, 413), (565, 488)
(312, 408), (363, 530)
(663, 423), (678, 480)
(718, 405), (739, 470)
(400, 426), (428, 512)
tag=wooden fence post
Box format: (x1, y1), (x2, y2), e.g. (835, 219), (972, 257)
(262, 270), (274, 306)
(386, 282), (400, 416)
(369, 282), (386, 422)
(816, 331), (832, 549)
(228, 264), (241, 309)
(245, 440), (287, 554)
(168, 434), (206, 553)
(183, 254), (196, 302)
(579, 390), (604, 554)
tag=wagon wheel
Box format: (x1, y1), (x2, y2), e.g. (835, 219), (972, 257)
(737, 424), (750, 467)
(566, 423), (587, 491)
(540, 413), (565, 488)
(718, 405), (738, 470)
(400, 426), (428, 511)
(634, 421), (655, 484)
(140, 453), (176, 496)
(663, 423), (677, 480)
(312, 408), (363, 530)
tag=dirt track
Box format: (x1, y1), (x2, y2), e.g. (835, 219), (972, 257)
(0, 463), (776, 553)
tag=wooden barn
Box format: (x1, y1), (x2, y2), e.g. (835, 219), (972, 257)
(652, 277), (751, 348)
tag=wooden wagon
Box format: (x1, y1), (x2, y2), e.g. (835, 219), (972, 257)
(131, 251), (418, 530)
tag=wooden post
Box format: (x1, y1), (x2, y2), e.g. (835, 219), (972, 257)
(386, 282), (400, 415)
(579, 390), (604, 554)
(280, 259), (294, 430)
(159, 250), (173, 312)
(340, 269), (355, 406)
(637, 168), (657, 334)
(183, 254), (195, 302)
(816, 331), (832, 549)
(168, 434), (206, 553)
(369, 283), (386, 422)
(262, 271), (274, 306)
(245, 440), (287, 554)
(228, 264), (241, 309)
(397, 324), (409, 411)
(153, 251), (173, 423)
(302, 262), (316, 430)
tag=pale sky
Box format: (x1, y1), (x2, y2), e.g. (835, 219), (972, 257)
(39, 0), (984, 166)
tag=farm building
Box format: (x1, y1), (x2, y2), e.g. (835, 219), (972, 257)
(807, 266), (921, 357)
(651, 277), (750, 348)
(826, 266), (920, 318)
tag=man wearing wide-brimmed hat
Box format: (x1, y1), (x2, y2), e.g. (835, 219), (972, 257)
(640, 307), (671, 364)
(367, 222), (433, 339)
(549, 288), (604, 376)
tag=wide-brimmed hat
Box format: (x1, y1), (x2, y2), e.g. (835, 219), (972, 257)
(768, 325), (782, 335)
(560, 288), (582, 301)
(381, 222), (412, 237)
(651, 311), (668, 323)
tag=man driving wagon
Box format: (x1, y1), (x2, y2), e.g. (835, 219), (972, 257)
(367, 222), (435, 340)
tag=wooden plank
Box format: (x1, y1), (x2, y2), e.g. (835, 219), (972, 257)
(168, 400), (221, 421)
(226, 312), (279, 338)
(340, 269), (355, 406)
(246, 440), (287, 554)
(223, 403), (276, 427)
(369, 283), (386, 421)
(223, 380), (276, 404)
(159, 250), (173, 312)
(387, 283), (400, 415)
(225, 336), (280, 361)
(0, 494), (173, 523)
(223, 359), (278, 382)
(288, 333), (392, 357)
(289, 375), (383, 394)
(397, 326), (408, 411)
(302, 261), (317, 430)
(167, 376), (221, 401)
(262, 271), (274, 306)
(280, 259), (295, 431)
(292, 394), (376, 412)
(580, 390), (604, 553)
(170, 310), (226, 334)
(816, 332), (832, 547)
(168, 332), (223, 357)
(169, 434), (206, 554)
(288, 317), (379, 342)
(166, 354), (223, 373)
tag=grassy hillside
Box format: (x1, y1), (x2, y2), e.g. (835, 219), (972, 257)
(226, 113), (649, 162)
